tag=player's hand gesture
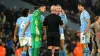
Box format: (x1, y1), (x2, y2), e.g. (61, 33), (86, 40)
(61, 9), (65, 15)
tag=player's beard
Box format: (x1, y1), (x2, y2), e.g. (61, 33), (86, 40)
(80, 8), (84, 13)
(78, 9), (82, 13)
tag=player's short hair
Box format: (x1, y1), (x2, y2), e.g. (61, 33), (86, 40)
(39, 4), (46, 8)
(78, 2), (85, 7)
(95, 16), (100, 22)
(22, 8), (30, 17)
(56, 4), (61, 7)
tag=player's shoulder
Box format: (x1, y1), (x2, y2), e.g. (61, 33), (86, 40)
(84, 10), (89, 14)
(27, 14), (32, 20)
(17, 17), (21, 20)
(33, 10), (39, 16)
(28, 14), (32, 17)
(33, 10), (40, 14)
(17, 17), (26, 21)
(35, 10), (40, 12)
(16, 17), (22, 21)
(26, 16), (30, 21)
(18, 17), (24, 19)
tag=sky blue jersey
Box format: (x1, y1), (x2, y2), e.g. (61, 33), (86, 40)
(59, 13), (68, 34)
(80, 10), (90, 32)
(16, 17), (31, 37)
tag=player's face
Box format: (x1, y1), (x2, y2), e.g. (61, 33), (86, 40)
(56, 7), (62, 14)
(41, 6), (46, 12)
(78, 5), (83, 12)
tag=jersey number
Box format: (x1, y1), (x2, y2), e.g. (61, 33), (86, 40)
(20, 21), (25, 28)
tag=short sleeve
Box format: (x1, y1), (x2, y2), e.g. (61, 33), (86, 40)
(27, 14), (32, 22)
(84, 11), (90, 20)
(43, 16), (48, 26)
(60, 13), (68, 25)
(16, 18), (20, 26)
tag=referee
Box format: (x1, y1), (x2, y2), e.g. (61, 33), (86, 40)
(43, 5), (64, 56)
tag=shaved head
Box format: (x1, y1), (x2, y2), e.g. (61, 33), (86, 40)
(50, 5), (57, 11)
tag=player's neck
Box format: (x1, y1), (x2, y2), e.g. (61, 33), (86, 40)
(38, 9), (41, 12)
(81, 8), (84, 13)
(51, 11), (56, 14)
(57, 13), (59, 15)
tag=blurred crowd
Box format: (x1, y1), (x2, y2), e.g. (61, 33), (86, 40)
(0, 1), (23, 56)
(23, 0), (100, 23)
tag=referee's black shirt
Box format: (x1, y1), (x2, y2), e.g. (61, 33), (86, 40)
(43, 14), (63, 33)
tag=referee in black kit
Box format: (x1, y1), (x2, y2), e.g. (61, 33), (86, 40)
(43, 5), (64, 56)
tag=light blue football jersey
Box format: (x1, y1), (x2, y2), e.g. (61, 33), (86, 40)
(16, 17), (31, 37)
(59, 13), (68, 34)
(80, 10), (90, 32)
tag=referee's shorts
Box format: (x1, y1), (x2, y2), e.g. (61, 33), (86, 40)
(47, 32), (60, 47)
